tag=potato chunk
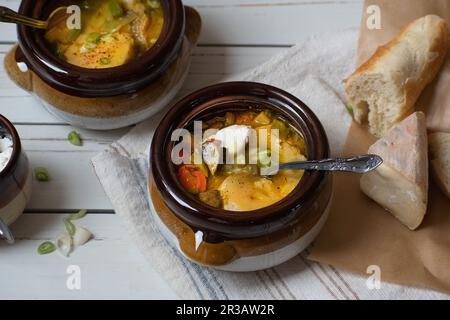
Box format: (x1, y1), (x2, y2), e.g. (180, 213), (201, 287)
(279, 141), (305, 164)
(64, 32), (135, 68)
(219, 174), (280, 211)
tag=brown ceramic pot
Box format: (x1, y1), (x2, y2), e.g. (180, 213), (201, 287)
(149, 82), (333, 271)
(17, 0), (185, 97)
(0, 115), (32, 244)
(5, 1), (202, 130)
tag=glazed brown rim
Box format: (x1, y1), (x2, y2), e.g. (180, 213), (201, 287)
(151, 82), (330, 241)
(17, 0), (185, 97)
(0, 115), (21, 179)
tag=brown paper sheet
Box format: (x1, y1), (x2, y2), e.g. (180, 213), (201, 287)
(310, 0), (450, 294)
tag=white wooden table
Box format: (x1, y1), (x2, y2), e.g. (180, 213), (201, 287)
(0, 0), (363, 299)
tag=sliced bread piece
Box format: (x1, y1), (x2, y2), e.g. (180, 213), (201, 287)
(429, 132), (450, 198)
(344, 15), (449, 138)
(360, 112), (428, 230)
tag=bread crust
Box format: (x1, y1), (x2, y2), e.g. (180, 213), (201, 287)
(429, 132), (450, 199)
(344, 15), (450, 136)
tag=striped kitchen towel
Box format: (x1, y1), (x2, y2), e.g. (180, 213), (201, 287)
(92, 28), (450, 300)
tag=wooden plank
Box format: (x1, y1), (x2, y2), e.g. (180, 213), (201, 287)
(0, 213), (178, 299)
(0, 0), (363, 44)
(0, 45), (283, 124)
(191, 0), (363, 45)
(17, 125), (127, 211)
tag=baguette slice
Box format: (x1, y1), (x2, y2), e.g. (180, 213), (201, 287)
(429, 132), (450, 198)
(344, 15), (449, 138)
(360, 112), (428, 230)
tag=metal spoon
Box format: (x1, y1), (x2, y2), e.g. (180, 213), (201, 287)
(0, 6), (69, 30)
(0, 218), (14, 245)
(266, 154), (383, 175)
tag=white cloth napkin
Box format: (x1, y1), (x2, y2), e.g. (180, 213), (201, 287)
(92, 28), (449, 300)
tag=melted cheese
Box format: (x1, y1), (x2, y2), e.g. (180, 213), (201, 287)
(219, 170), (304, 211)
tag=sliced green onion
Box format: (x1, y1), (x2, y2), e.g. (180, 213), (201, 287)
(100, 57), (111, 65)
(346, 104), (354, 114)
(86, 32), (102, 44)
(38, 241), (56, 255)
(101, 20), (117, 33)
(271, 119), (289, 139)
(68, 130), (82, 147)
(147, 0), (161, 9)
(34, 167), (50, 182)
(68, 209), (88, 221)
(64, 219), (76, 237)
(109, 0), (124, 17)
(101, 33), (115, 42)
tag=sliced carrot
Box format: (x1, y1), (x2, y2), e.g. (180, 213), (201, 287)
(177, 165), (207, 194)
(192, 170), (207, 193)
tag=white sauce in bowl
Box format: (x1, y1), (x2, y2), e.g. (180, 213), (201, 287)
(0, 137), (13, 172)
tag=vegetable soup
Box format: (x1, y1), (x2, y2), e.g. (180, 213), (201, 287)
(45, 0), (164, 68)
(176, 109), (308, 211)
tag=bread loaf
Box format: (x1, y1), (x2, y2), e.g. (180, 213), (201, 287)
(344, 15), (449, 138)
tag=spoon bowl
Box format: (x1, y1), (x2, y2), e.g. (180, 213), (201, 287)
(0, 5), (69, 30)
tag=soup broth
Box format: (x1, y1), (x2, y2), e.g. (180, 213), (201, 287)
(176, 109), (308, 211)
(45, 0), (164, 68)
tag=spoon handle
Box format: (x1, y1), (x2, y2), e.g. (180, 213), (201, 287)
(279, 154), (383, 174)
(0, 6), (47, 29)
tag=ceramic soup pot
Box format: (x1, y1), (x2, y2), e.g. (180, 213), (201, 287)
(0, 115), (32, 244)
(4, 0), (201, 130)
(149, 82), (333, 272)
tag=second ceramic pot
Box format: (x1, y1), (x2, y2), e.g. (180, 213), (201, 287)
(5, 0), (202, 130)
(0, 115), (32, 244)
